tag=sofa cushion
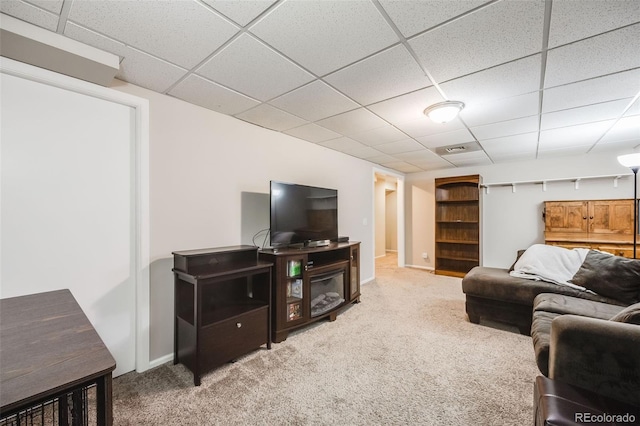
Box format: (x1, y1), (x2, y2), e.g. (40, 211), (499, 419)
(610, 302), (640, 325)
(531, 310), (559, 376)
(533, 293), (624, 320)
(569, 250), (640, 305)
(531, 294), (626, 377)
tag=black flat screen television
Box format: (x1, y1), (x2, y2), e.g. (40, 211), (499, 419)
(270, 181), (338, 247)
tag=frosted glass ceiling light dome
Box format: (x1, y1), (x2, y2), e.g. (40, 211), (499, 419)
(424, 101), (465, 124)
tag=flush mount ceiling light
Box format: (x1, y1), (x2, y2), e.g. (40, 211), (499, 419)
(423, 101), (465, 124)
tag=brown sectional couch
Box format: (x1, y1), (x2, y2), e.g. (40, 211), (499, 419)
(461, 265), (625, 335)
(462, 247), (640, 408)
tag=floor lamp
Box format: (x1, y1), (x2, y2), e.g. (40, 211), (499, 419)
(617, 153), (640, 259)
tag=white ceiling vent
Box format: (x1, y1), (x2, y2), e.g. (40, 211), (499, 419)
(0, 14), (119, 86)
(435, 142), (482, 156)
(445, 146), (467, 153)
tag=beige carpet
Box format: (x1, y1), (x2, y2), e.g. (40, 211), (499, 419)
(113, 254), (539, 425)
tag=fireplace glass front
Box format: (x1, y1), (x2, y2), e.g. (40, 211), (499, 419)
(309, 269), (345, 318)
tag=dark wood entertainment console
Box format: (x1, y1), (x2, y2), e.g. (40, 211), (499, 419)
(259, 241), (360, 343)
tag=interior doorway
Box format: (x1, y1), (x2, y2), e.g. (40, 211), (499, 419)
(373, 170), (405, 269)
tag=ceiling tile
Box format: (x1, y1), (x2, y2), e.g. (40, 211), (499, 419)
(379, 161), (422, 173)
(196, 34), (314, 101)
(23, 0), (63, 14)
(598, 116), (640, 145)
(379, 0), (490, 38)
(202, 0), (276, 26)
(538, 120), (616, 151)
(471, 115), (539, 140)
(393, 148), (440, 163)
(416, 128), (475, 149)
(1, 0), (59, 31)
(460, 92), (540, 127)
(541, 98), (632, 130)
(269, 80), (359, 122)
(68, 1), (239, 69)
(234, 104), (307, 131)
(375, 139), (425, 154)
(440, 55), (541, 105)
(346, 146), (386, 160)
(283, 123), (341, 143)
(406, 159), (452, 171)
(548, 0), (640, 48)
(168, 75), (260, 116)
(318, 137), (369, 154)
(441, 150), (492, 167)
(491, 152), (538, 163)
(349, 125), (408, 146)
(366, 153), (398, 164)
(409, 0), (544, 82)
(536, 146), (593, 158)
(545, 24), (640, 88)
(324, 45), (431, 105)
(542, 68), (640, 113)
(590, 140), (640, 154)
(316, 108), (388, 135)
(393, 116), (465, 139)
(479, 132), (539, 157)
(250, 0), (398, 76)
(65, 23), (188, 93)
(367, 86), (445, 125)
(624, 98), (640, 117)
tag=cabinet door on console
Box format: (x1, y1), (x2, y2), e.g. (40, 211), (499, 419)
(277, 255), (308, 327)
(348, 244), (360, 302)
(545, 201), (587, 233)
(589, 199), (634, 235)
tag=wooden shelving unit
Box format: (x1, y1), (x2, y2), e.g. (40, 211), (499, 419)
(435, 175), (481, 277)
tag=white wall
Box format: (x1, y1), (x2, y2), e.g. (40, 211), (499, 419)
(111, 80), (380, 364)
(405, 153), (638, 269)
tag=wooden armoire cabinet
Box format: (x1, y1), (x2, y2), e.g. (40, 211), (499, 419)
(544, 199), (636, 257)
(435, 175), (481, 277)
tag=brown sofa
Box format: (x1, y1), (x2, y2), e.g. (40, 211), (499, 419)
(461, 265), (625, 335)
(462, 247), (640, 407)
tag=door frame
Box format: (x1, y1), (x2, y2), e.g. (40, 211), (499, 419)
(1, 57), (151, 373)
(372, 167), (405, 270)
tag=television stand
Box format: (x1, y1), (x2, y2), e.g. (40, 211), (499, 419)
(259, 242), (360, 343)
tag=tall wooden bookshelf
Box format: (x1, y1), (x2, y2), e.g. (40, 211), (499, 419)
(435, 175), (481, 277)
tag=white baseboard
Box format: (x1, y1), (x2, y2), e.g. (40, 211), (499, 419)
(147, 353), (174, 370)
(405, 264), (435, 272)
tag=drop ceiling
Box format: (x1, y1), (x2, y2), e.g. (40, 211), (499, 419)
(2, 0), (639, 173)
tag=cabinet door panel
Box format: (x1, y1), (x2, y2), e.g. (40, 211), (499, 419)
(545, 201), (587, 232)
(589, 200), (633, 235)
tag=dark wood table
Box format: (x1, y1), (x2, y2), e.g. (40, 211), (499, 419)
(0, 289), (116, 425)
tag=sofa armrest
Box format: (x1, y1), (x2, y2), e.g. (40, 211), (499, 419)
(549, 314), (640, 407)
